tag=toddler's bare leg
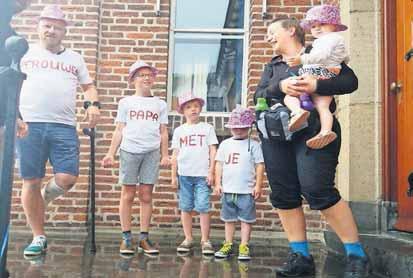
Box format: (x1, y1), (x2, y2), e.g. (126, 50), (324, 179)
(284, 95), (302, 114)
(306, 95), (337, 149)
(285, 95), (310, 132)
(314, 95), (333, 133)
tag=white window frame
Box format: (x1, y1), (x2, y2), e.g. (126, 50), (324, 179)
(167, 0), (250, 115)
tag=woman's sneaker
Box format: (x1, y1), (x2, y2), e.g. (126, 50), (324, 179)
(344, 255), (372, 278)
(24, 237), (48, 256)
(201, 240), (215, 255)
(119, 238), (135, 255)
(215, 242), (233, 259)
(177, 239), (194, 252)
(238, 244), (251, 260)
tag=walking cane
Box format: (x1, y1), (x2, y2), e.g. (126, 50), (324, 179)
(83, 128), (96, 254)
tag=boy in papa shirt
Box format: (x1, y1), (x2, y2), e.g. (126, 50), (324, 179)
(171, 92), (218, 256)
(102, 61), (170, 256)
(214, 106), (265, 261)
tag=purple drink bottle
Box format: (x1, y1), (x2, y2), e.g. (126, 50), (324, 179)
(300, 93), (314, 111)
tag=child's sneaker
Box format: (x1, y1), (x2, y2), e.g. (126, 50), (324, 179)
(217, 259), (232, 272)
(238, 244), (251, 260)
(238, 261), (249, 277)
(214, 242), (233, 259)
(24, 237), (47, 256)
(138, 238), (159, 255)
(137, 253), (159, 271)
(118, 255), (133, 271)
(177, 239), (194, 252)
(119, 238), (135, 255)
(201, 240), (214, 255)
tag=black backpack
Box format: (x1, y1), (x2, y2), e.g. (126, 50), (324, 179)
(257, 103), (302, 142)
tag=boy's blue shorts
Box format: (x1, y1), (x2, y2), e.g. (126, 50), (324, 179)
(178, 176), (211, 213)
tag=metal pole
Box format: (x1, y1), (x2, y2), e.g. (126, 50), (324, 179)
(0, 37), (28, 277)
(0, 2), (31, 275)
(155, 0), (161, 16)
(83, 128), (96, 254)
(262, 0), (268, 19)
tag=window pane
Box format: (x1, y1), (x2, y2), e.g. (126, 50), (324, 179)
(176, 0), (245, 29)
(172, 33), (244, 112)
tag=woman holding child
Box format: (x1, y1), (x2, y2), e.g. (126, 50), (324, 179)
(254, 7), (371, 278)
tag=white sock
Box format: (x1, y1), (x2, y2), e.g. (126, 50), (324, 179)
(41, 178), (65, 206)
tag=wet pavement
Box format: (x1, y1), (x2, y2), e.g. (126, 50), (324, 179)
(6, 232), (381, 278)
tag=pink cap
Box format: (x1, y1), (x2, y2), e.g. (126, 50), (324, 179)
(225, 106), (255, 129)
(177, 92), (205, 114)
(301, 5), (347, 32)
(128, 60), (158, 83)
(38, 5), (70, 26)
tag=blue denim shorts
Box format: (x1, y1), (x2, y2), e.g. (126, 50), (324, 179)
(178, 176), (211, 213)
(16, 122), (79, 179)
(221, 193), (256, 223)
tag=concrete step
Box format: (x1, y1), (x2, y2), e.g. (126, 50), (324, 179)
(325, 230), (413, 278)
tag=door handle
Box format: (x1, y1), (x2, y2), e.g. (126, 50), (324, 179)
(405, 48), (413, 61)
(390, 81), (403, 93)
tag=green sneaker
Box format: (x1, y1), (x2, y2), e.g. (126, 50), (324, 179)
(238, 243), (251, 260)
(24, 237), (48, 256)
(214, 242), (233, 259)
(217, 259), (232, 272)
(238, 261), (249, 277)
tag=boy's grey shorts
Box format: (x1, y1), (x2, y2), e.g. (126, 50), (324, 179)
(119, 149), (160, 185)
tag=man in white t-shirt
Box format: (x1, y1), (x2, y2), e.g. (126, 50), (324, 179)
(16, 5), (100, 257)
(102, 61), (169, 256)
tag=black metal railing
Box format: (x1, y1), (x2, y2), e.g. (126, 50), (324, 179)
(0, 2), (29, 277)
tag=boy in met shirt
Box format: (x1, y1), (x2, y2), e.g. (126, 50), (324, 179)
(171, 92), (218, 255)
(102, 61), (169, 256)
(214, 106), (265, 261)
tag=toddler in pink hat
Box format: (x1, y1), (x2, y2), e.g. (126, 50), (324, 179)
(171, 92), (218, 255)
(214, 106), (264, 260)
(285, 4), (349, 150)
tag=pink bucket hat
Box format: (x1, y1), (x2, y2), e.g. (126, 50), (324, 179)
(225, 106), (255, 129)
(128, 61), (158, 83)
(177, 92), (205, 114)
(38, 5), (71, 26)
(301, 5), (347, 32)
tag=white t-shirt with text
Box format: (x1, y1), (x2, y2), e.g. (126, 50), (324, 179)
(172, 122), (218, 177)
(215, 138), (264, 194)
(116, 95), (168, 154)
(20, 44), (92, 126)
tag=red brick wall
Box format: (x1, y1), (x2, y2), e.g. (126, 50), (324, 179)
(10, 0), (338, 234)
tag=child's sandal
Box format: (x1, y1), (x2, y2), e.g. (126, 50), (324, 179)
(306, 131), (337, 149)
(288, 110), (310, 132)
